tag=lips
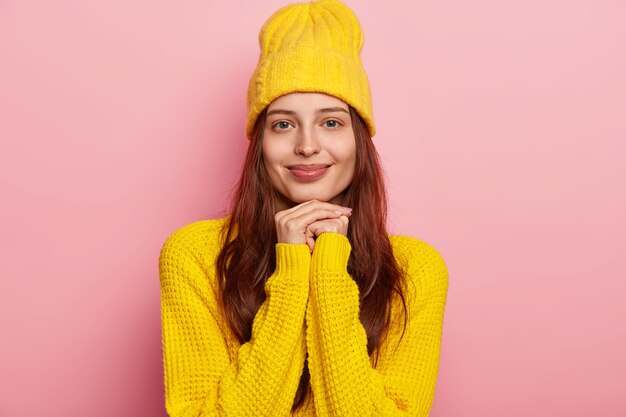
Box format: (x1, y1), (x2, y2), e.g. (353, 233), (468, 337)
(286, 164), (331, 171)
(287, 164), (332, 182)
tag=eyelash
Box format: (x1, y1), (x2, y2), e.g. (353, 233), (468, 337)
(272, 119), (343, 130)
(273, 121), (292, 130)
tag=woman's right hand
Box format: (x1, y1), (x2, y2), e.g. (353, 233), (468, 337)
(275, 200), (352, 252)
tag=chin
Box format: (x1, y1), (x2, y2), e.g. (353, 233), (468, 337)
(276, 181), (349, 207)
(285, 187), (348, 205)
(288, 193), (333, 203)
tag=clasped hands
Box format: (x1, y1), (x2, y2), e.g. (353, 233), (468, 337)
(275, 200), (352, 253)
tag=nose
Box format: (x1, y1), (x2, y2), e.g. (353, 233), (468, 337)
(294, 126), (321, 157)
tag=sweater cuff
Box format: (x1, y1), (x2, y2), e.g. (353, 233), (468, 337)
(274, 243), (311, 279)
(311, 232), (351, 274)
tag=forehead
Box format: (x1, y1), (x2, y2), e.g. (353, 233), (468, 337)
(267, 92), (349, 111)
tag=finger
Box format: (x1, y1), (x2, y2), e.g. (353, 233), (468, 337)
(290, 208), (345, 229)
(308, 217), (348, 237)
(275, 208), (342, 235)
(305, 223), (315, 241)
(305, 224), (316, 252)
(275, 199), (316, 220)
(304, 223), (316, 249)
(286, 200), (351, 218)
(307, 221), (333, 237)
(305, 200), (351, 213)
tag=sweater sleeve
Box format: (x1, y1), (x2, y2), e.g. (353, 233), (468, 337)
(304, 232), (449, 416)
(159, 229), (311, 417)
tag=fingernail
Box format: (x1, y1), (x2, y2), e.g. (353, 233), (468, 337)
(342, 207), (352, 212)
(334, 210), (344, 215)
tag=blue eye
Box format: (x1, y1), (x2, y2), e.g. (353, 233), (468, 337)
(325, 120), (340, 128)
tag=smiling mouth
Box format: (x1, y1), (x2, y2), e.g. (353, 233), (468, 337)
(286, 164), (332, 171)
(287, 164), (331, 182)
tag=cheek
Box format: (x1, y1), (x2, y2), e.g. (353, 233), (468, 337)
(331, 141), (357, 166)
(261, 140), (276, 164)
(262, 142), (287, 177)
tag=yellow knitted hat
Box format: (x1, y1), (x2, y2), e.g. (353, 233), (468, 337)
(245, 0), (375, 140)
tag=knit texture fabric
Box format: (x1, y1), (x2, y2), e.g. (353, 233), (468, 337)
(246, 0), (376, 140)
(159, 217), (449, 416)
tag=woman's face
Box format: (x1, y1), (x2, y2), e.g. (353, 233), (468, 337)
(262, 92), (356, 211)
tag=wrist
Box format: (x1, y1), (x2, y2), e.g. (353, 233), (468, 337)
(311, 232), (351, 275)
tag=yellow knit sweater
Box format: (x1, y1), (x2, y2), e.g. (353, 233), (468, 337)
(159, 217), (449, 416)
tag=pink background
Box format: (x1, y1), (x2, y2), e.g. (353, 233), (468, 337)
(1, 0), (625, 416)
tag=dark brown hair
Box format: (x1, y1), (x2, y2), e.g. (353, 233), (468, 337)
(215, 105), (407, 410)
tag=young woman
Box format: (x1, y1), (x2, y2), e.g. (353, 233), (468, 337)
(158, 1), (449, 416)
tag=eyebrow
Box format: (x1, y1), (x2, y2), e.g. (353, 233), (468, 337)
(266, 107), (349, 117)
